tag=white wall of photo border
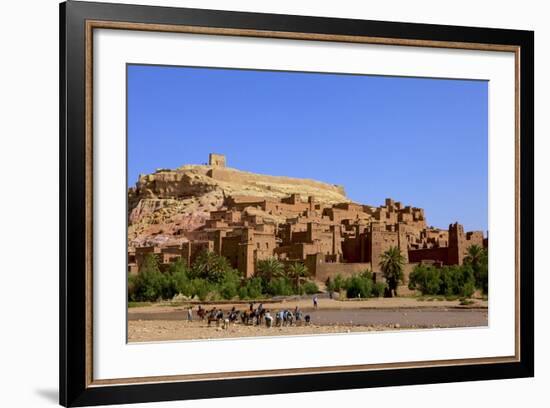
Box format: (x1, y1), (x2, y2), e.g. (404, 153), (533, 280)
(1, 1), (548, 408)
(94, 28), (515, 379)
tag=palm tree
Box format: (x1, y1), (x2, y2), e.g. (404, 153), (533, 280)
(191, 250), (232, 283)
(463, 245), (485, 268)
(379, 247), (406, 297)
(255, 257), (284, 283)
(463, 245), (488, 290)
(286, 262), (309, 292)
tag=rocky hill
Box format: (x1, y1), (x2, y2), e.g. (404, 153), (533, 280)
(128, 164), (350, 247)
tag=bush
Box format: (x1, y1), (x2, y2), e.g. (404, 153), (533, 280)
(326, 274), (345, 292)
(129, 254), (167, 301)
(303, 281), (319, 295)
(359, 269), (373, 280)
(218, 269), (241, 300)
(325, 277), (334, 292)
(408, 264), (441, 295)
(190, 279), (214, 301)
(461, 281), (475, 298)
(237, 286), (249, 299)
(477, 262), (489, 295)
(266, 277), (294, 296)
(409, 263), (477, 298)
(372, 282), (387, 297)
(345, 275), (373, 298)
(244, 277), (263, 299)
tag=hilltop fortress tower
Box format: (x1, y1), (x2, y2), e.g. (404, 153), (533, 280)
(208, 153), (226, 168)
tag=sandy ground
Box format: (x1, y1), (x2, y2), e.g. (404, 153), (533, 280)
(128, 320), (403, 342)
(128, 297), (488, 342)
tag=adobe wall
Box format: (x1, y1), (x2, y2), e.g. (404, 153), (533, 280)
(408, 247), (449, 264)
(342, 236), (365, 263)
(207, 167), (346, 196)
(369, 229), (400, 272)
(309, 260), (417, 287)
(313, 262), (373, 282)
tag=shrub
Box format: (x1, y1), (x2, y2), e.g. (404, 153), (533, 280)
(359, 269), (373, 280)
(129, 254), (167, 301)
(325, 277), (334, 292)
(266, 277), (294, 296)
(440, 266), (459, 296)
(332, 274), (346, 292)
(409, 263), (477, 298)
(303, 281), (319, 295)
(461, 281), (475, 298)
(218, 269), (241, 300)
(237, 286), (249, 300)
(244, 277), (263, 299)
(372, 282), (387, 298)
(477, 261), (489, 295)
(190, 278), (213, 301)
(408, 264), (441, 295)
(464, 245), (489, 295)
(345, 275), (373, 299)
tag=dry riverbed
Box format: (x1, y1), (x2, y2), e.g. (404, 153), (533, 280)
(128, 297), (488, 342)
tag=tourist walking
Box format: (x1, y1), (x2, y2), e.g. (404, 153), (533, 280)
(313, 296), (318, 309)
(187, 306), (193, 322)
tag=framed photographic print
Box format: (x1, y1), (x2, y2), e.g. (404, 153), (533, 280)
(59, 1), (534, 406)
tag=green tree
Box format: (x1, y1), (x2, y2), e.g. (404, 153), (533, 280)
(191, 250), (233, 283)
(302, 281), (319, 295)
(286, 262), (309, 292)
(167, 258), (192, 296)
(130, 253), (166, 301)
(255, 257), (285, 284)
(463, 245), (484, 269)
(463, 245), (488, 294)
(345, 275), (373, 298)
(266, 277), (294, 296)
(218, 269), (241, 299)
(379, 247), (406, 297)
(409, 264), (440, 295)
(190, 278), (213, 301)
(244, 277), (263, 299)
(332, 274), (346, 292)
(139, 252), (161, 274)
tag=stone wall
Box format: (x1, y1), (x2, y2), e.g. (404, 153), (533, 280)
(207, 167), (346, 197)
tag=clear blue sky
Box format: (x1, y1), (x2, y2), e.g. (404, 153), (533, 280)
(127, 64), (488, 233)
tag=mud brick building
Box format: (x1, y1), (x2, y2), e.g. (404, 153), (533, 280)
(128, 154), (486, 286)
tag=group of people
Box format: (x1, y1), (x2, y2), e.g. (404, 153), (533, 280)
(187, 302), (312, 329)
(265, 306), (312, 328)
